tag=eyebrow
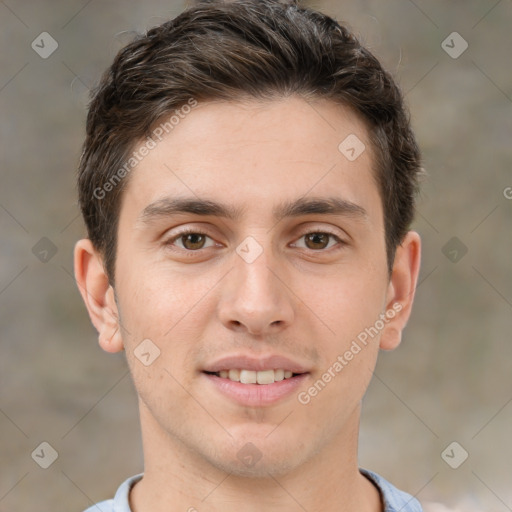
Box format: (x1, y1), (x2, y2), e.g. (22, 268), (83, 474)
(137, 195), (368, 225)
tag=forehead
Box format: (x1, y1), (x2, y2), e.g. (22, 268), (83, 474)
(119, 96), (382, 226)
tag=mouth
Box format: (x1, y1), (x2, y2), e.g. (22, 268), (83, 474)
(201, 354), (311, 406)
(202, 369), (309, 407)
(203, 368), (305, 385)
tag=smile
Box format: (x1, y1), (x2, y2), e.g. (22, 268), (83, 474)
(202, 371), (309, 407)
(206, 368), (301, 384)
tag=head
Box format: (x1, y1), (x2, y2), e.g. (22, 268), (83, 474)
(75, 0), (422, 480)
(78, 0), (421, 285)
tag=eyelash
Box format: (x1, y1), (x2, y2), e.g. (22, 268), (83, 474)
(164, 227), (346, 253)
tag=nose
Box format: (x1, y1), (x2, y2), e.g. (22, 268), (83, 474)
(217, 241), (295, 336)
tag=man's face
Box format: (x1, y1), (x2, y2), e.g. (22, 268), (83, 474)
(113, 96), (393, 476)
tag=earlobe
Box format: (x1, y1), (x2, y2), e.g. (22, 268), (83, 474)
(73, 239), (124, 353)
(379, 231), (421, 351)
(379, 325), (402, 351)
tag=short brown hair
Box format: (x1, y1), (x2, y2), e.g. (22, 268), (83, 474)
(78, 0), (422, 284)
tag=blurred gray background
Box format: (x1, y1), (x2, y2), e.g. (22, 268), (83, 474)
(1, 0), (511, 510)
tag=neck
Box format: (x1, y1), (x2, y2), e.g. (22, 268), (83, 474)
(130, 400), (382, 512)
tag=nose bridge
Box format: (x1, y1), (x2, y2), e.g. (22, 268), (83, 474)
(237, 241), (277, 299)
(218, 236), (294, 334)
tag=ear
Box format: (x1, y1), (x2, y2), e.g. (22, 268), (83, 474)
(379, 231), (421, 351)
(73, 239), (124, 353)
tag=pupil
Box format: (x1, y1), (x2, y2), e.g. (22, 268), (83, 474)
(307, 233), (328, 249)
(184, 233), (204, 249)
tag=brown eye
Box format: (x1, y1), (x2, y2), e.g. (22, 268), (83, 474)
(304, 233), (331, 250)
(290, 231), (345, 252)
(180, 233), (207, 250)
(166, 230), (216, 251)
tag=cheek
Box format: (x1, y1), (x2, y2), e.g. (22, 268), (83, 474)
(118, 271), (203, 413)
(116, 263), (218, 387)
(297, 262), (386, 405)
(118, 260), (206, 337)
(298, 263), (387, 341)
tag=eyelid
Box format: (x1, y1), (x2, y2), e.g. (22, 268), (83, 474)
(165, 227), (218, 249)
(295, 224), (346, 238)
(164, 225), (348, 253)
(290, 229), (346, 251)
(292, 222), (350, 243)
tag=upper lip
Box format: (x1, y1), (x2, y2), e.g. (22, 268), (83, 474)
(202, 354), (311, 373)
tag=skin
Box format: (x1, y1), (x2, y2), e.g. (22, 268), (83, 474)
(74, 95), (421, 512)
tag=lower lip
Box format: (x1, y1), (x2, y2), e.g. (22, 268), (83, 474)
(202, 372), (309, 407)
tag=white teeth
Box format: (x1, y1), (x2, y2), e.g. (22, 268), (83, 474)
(240, 370), (257, 384)
(228, 369), (240, 382)
(274, 369), (285, 381)
(215, 368), (298, 384)
(256, 369), (275, 385)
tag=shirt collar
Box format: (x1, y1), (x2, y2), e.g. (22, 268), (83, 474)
(112, 469), (422, 512)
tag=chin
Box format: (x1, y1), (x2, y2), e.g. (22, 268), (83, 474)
(213, 451), (303, 479)
(202, 431), (308, 479)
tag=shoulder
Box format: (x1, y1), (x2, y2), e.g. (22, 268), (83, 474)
(82, 499), (114, 512)
(360, 468), (423, 512)
(81, 473), (143, 512)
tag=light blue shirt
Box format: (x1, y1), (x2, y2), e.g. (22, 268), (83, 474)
(83, 468), (423, 511)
